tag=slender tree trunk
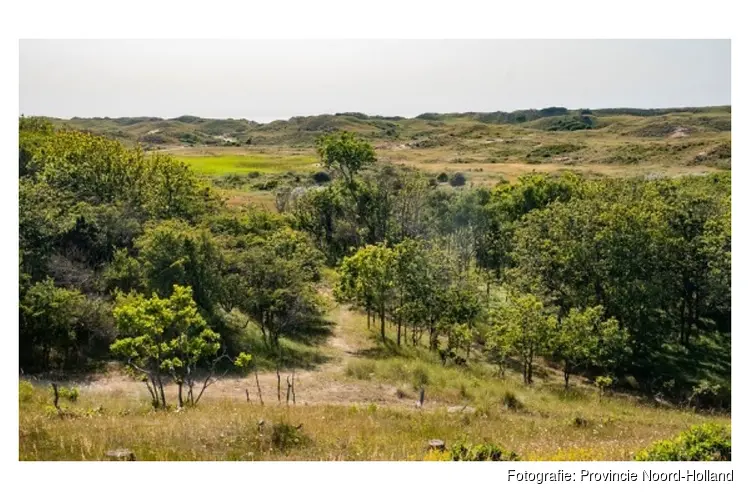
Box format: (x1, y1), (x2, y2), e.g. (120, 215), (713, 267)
(679, 297), (687, 345)
(380, 304), (386, 342)
(397, 318), (401, 347)
(177, 382), (183, 408)
(564, 360), (570, 390)
(528, 347), (534, 384)
(276, 361), (281, 403)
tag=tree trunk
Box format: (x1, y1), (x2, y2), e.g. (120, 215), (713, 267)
(276, 361), (281, 403)
(177, 382), (183, 408)
(564, 361), (570, 390)
(380, 304), (386, 342)
(679, 296), (687, 345)
(528, 347), (534, 384)
(397, 318), (401, 347)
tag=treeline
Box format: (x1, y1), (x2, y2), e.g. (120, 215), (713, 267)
(19, 117), (325, 374)
(289, 132), (731, 406)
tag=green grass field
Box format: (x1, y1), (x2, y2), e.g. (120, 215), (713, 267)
(175, 154), (318, 176)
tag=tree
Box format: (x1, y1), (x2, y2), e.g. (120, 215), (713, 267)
(316, 131), (376, 189)
(492, 293), (554, 384)
(336, 243), (396, 341)
(136, 220), (224, 315)
(20, 279), (85, 371)
(110, 285), (242, 408)
(550, 305), (629, 389)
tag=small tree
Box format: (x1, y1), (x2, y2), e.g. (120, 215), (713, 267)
(316, 131), (376, 189)
(492, 293), (554, 384)
(551, 305), (629, 389)
(336, 243), (396, 342)
(111, 284), (246, 408)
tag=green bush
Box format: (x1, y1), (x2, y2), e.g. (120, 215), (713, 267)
(50, 385), (79, 402)
(19, 381), (34, 403)
(436, 172), (449, 183)
(411, 366), (430, 390)
(449, 441), (519, 461)
(312, 171), (332, 184)
(449, 172), (467, 187)
(270, 422), (310, 451)
(635, 423), (731, 461)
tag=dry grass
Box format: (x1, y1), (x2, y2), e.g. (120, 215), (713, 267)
(19, 304), (729, 461)
(19, 380), (726, 461)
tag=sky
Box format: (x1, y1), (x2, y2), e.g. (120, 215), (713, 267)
(19, 39), (731, 122)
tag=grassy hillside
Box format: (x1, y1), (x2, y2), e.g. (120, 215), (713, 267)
(43, 107), (731, 172)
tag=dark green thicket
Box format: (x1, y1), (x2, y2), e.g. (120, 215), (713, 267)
(18, 118), (326, 373)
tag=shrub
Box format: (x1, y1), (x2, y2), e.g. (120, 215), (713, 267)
(635, 423), (731, 461)
(19, 381), (34, 403)
(59, 386), (80, 402)
(436, 172), (449, 183)
(595, 376), (613, 398)
(50, 385), (79, 403)
(449, 172), (467, 187)
(449, 441), (519, 461)
(411, 366), (430, 390)
(689, 380), (730, 409)
(311, 171), (331, 184)
(502, 390), (523, 410)
(572, 415), (589, 427)
(270, 422), (309, 451)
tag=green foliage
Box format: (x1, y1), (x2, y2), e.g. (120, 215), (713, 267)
(19, 381), (34, 403)
(635, 424), (731, 461)
(270, 422), (310, 451)
(136, 220), (223, 314)
(595, 376), (613, 397)
(449, 441), (520, 461)
(20, 279), (113, 371)
(110, 284), (227, 408)
(449, 172), (466, 187)
(316, 131), (376, 187)
(102, 248), (145, 294)
(551, 306), (630, 388)
(490, 293), (555, 384)
(336, 243), (397, 341)
(52, 386), (80, 402)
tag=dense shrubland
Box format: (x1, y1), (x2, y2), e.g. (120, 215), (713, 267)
(19, 120), (730, 412)
(19, 118), (325, 380)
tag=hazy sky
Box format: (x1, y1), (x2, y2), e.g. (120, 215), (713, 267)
(19, 39), (730, 122)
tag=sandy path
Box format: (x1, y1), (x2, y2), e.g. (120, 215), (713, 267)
(77, 306), (414, 408)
